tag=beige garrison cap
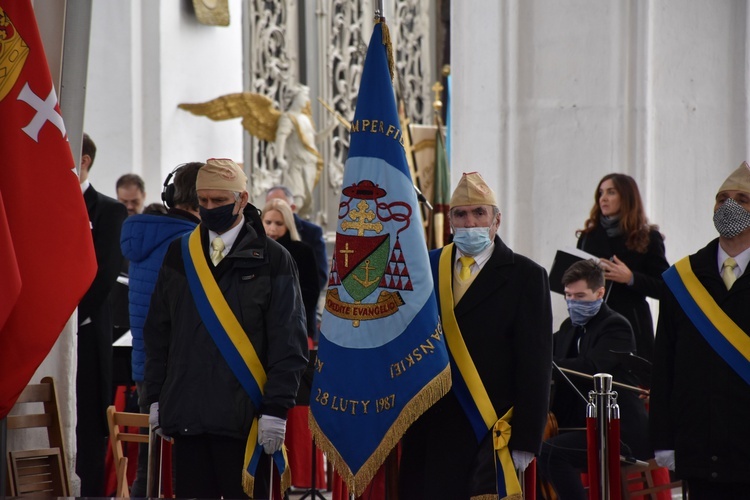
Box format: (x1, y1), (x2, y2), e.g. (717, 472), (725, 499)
(449, 172), (498, 208)
(196, 158), (247, 192)
(718, 161), (750, 195)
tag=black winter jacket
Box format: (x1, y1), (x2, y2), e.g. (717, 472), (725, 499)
(144, 205), (308, 440)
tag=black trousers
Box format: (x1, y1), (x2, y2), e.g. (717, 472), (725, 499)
(75, 323), (110, 497)
(685, 477), (750, 500)
(173, 434), (271, 499)
(538, 431), (588, 500)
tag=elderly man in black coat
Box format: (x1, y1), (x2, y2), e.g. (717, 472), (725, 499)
(399, 172), (553, 499)
(539, 259), (650, 499)
(145, 159), (308, 499)
(651, 161), (750, 499)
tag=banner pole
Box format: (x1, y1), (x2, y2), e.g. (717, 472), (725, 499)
(375, 0), (384, 18)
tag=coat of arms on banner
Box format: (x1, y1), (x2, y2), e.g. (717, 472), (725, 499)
(327, 180), (414, 327)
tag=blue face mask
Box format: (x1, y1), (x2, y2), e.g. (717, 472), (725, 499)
(199, 202), (239, 233)
(453, 227), (492, 256)
(566, 298), (603, 326)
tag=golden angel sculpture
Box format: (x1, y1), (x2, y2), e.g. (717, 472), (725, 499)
(178, 85), (324, 215)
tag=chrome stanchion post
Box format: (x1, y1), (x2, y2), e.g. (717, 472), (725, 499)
(594, 373), (613, 500)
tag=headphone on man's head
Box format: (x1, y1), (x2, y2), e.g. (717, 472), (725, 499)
(161, 164), (185, 209)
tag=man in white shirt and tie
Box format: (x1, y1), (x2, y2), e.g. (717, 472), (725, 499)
(399, 172), (553, 499)
(651, 161), (750, 499)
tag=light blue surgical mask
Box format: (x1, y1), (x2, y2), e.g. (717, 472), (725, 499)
(566, 298), (603, 326)
(453, 227), (492, 256)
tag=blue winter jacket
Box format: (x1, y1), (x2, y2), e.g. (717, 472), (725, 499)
(120, 212), (198, 382)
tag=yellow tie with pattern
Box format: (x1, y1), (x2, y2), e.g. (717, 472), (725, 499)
(211, 237), (225, 266)
(722, 257), (738, 290)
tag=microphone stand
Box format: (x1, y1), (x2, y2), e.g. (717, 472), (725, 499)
(298, 438), (326, 500)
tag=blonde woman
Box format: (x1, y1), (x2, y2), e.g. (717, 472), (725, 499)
(262, 198), (319, 339)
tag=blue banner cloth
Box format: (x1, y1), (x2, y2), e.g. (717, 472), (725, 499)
(309, 21), (450, 496)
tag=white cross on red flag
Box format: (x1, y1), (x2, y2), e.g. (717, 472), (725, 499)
(0, 0), (96, 418)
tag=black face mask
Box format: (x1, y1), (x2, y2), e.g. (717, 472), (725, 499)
(199, 202), (239, 233)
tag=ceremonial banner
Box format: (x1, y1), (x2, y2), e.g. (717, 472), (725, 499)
(0, 1), (96, 418)
(432, 123), (451, 248)
(309, 20), (450, 495)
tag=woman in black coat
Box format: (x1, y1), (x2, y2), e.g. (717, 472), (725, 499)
(262, 198), (320, 339)
(576, 173), (669, 362)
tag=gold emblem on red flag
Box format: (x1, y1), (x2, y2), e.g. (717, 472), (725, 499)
(0, 6), (30, 102)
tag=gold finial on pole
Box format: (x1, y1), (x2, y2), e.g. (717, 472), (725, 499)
(431, 81), (444, 114)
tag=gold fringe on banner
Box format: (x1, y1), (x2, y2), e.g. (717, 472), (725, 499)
(309, 364), (451, 496)
(242, 470), (254, 498)
(471, 493), (522, 500)
(471, 495), (496, 500)
(375, 17), (395, 82)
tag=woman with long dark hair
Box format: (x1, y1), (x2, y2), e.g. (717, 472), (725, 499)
(576, 173), (669, 361)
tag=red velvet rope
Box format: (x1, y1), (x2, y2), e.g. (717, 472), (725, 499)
(586, 416), (599, 500)
(607, 418), (621, 500)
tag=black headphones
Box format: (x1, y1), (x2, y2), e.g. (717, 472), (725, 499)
(161, 164), (185, 209)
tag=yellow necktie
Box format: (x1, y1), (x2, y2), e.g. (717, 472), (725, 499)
(454, 256), (476, 304)
(459, 256), (475, 281)
(211, 237), (225, 266)
(722, 257), (738, 290)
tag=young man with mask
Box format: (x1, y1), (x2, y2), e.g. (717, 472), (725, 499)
(651, 162), (750, 499)
(143, 158), (308, 498)
(538, 259), (650, 499)
(399, 172), (553, 499)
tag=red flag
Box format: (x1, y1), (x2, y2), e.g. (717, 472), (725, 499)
(0, 1), (96, 418)
(0, 191), (21, 330)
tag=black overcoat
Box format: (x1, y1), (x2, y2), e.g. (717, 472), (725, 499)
(650, 239), (750, 484)
(399, 236), (552, 499)
(78, 184), (127, 433)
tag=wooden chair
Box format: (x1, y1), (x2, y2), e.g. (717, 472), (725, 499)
(5, 376), (70, 496)
(621, 458), (684, 499)
(106, 405), (150, 498)
(8, 448), (68, 496)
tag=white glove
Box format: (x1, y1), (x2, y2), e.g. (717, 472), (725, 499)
(512, 450), (534, 472)
(654, 449), (675, 471)
(257, 415), (286, 455)
(149, 402), (172, 442)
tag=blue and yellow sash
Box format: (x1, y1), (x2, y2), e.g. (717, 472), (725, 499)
(663, 256), (750, 385)
(438, 244), (521, 499)
(181, 228), (290, 496)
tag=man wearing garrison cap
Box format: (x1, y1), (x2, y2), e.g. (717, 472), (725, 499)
(651, 162), (750, 498)
(399, 172), (553, 499)
(143, 158), (308, 498)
